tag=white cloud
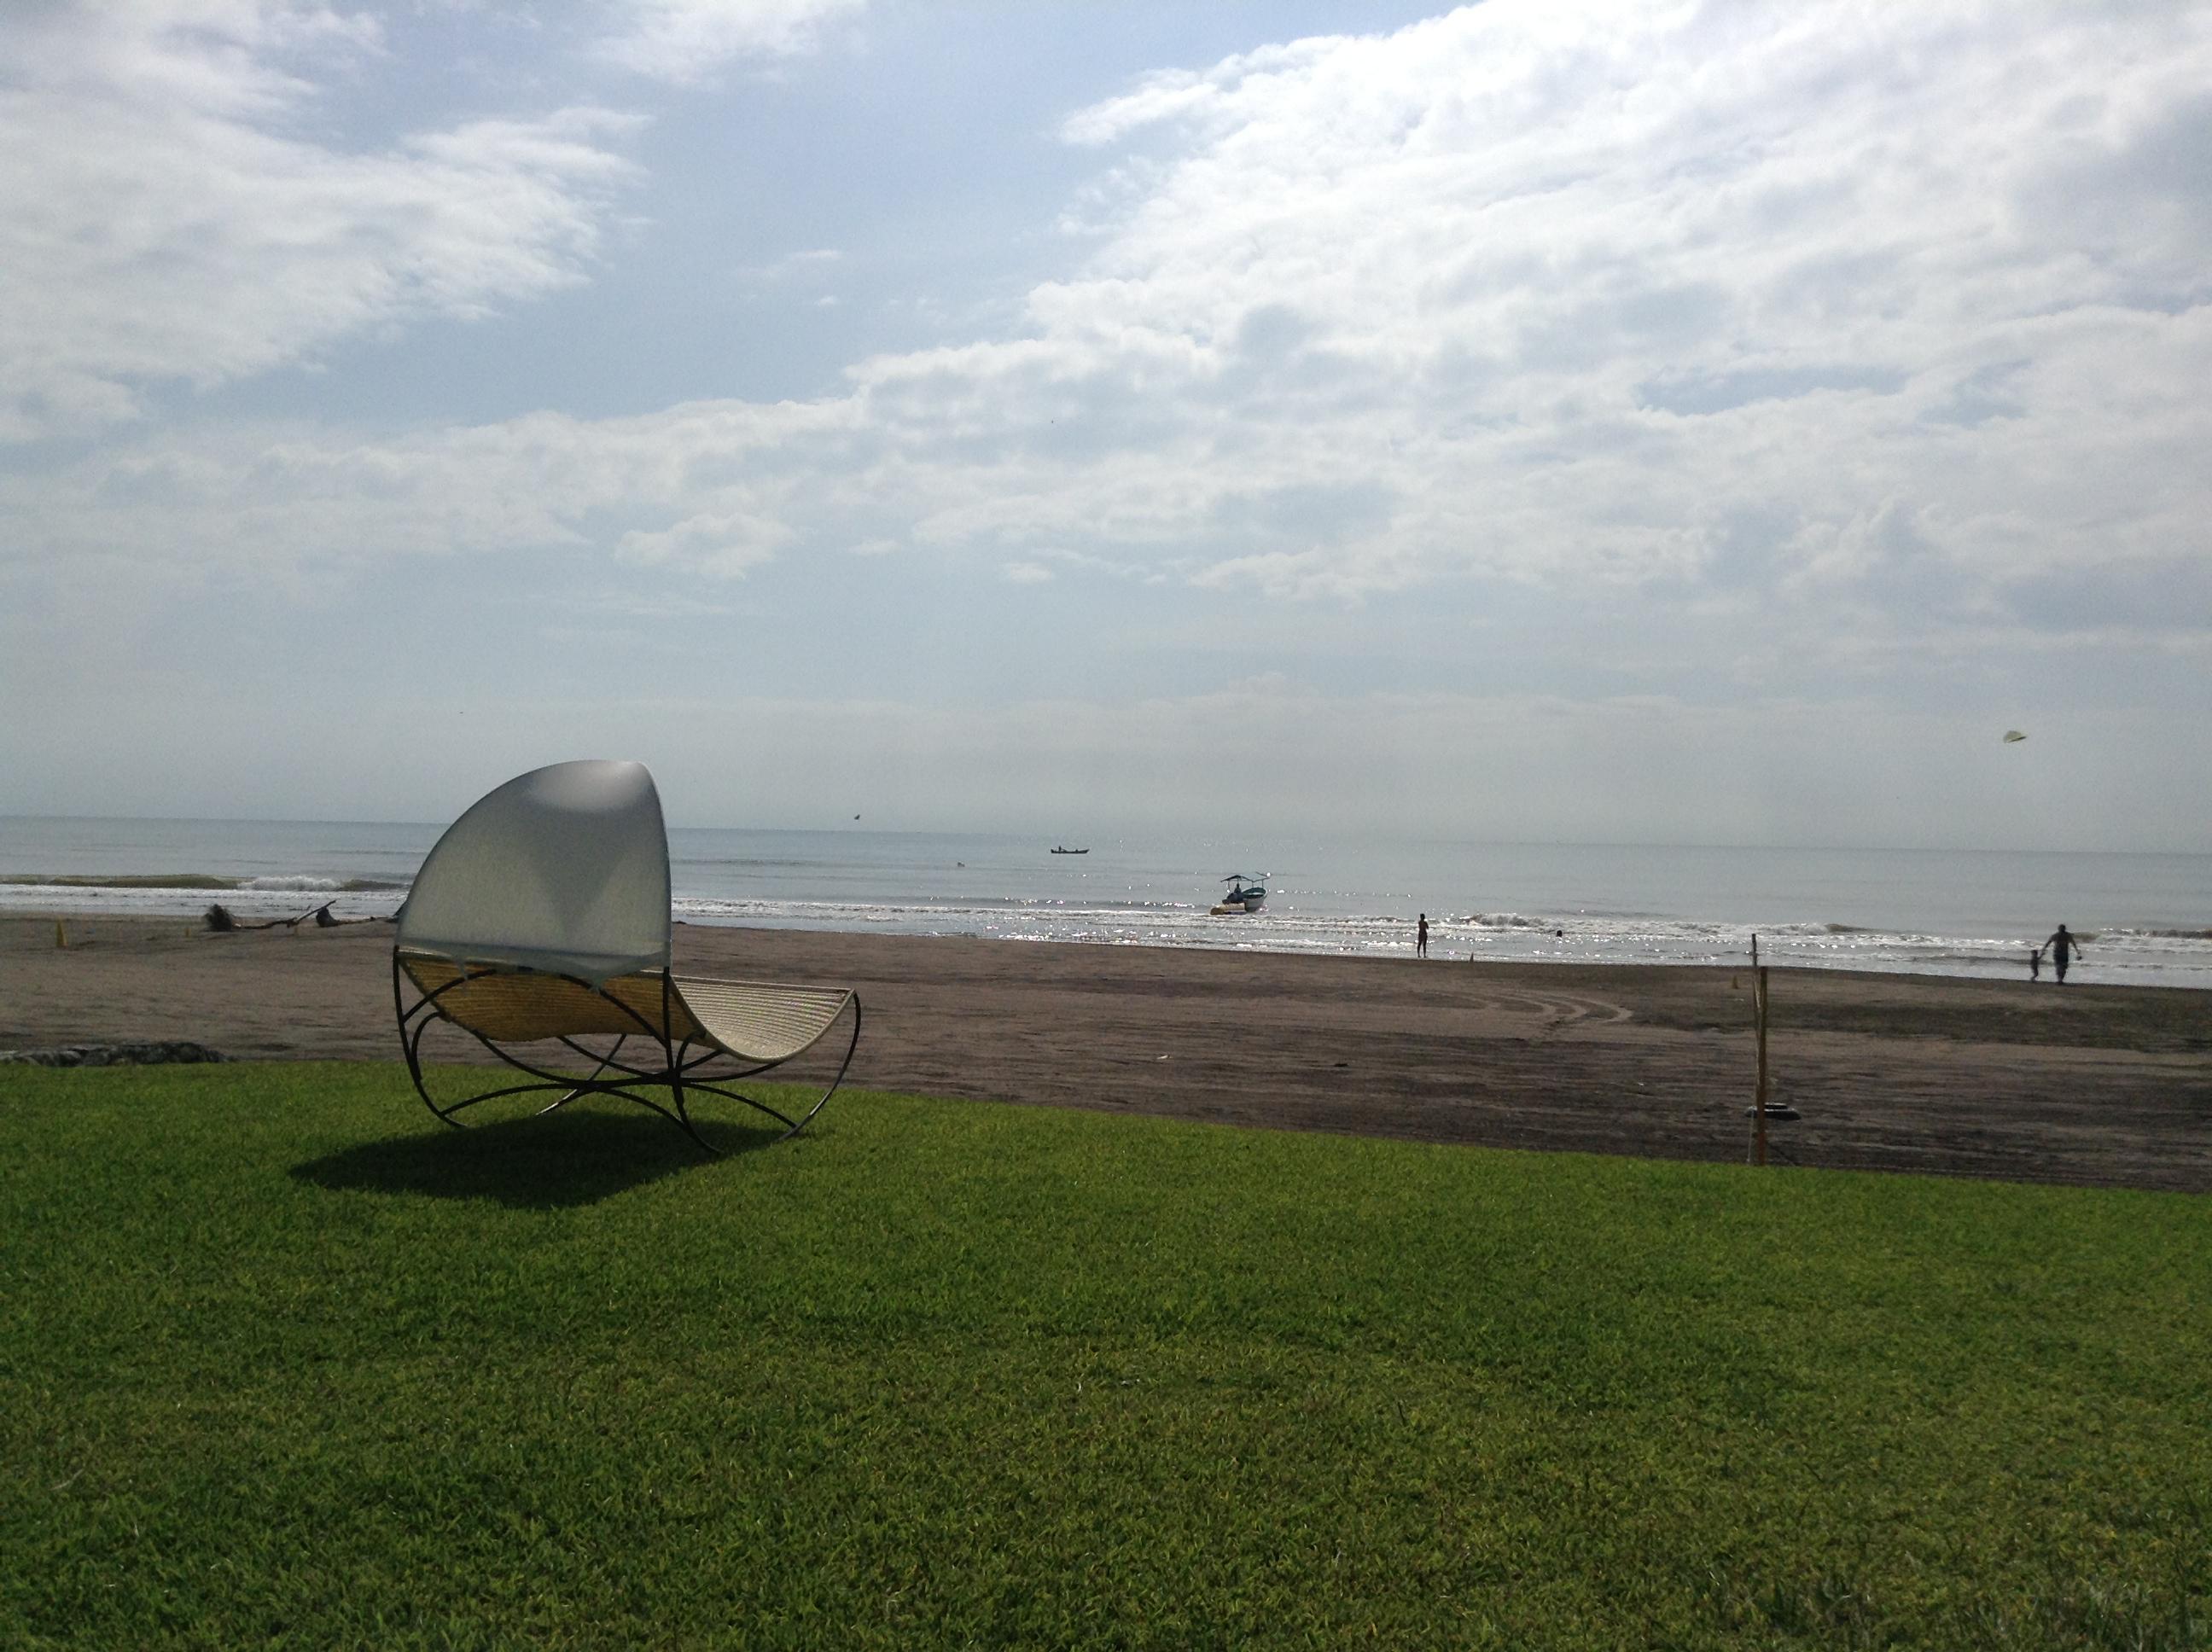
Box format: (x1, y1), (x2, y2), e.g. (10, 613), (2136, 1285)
(597, 0), (865, 83)
(0, 3), (639, 439)
(1057, 40), (1331, 148)
(618, 509), (798, 576)
(7, 1), (2210, 674)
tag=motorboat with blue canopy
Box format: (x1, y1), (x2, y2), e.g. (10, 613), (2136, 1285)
(1211, 873), (1266, 914)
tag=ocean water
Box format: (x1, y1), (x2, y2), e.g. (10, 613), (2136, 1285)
(3, 816), (2209, 989)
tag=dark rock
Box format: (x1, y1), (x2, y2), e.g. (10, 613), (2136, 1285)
(0, 1041), (230, 1067)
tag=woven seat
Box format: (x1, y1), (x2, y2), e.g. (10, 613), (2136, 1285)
(393, 762), (861, 1151)
(665, 975), (854, 1063)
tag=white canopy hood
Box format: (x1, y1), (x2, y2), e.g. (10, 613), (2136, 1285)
(396, 759), (672, 983)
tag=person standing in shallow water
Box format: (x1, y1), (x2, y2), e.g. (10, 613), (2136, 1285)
(2044, 925), (2085, 983)
(1416, 913), (1429, 958)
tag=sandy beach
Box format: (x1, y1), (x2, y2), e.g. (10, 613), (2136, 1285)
(3, 914), (2207, 1193)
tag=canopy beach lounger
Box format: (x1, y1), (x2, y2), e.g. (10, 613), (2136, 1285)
(393, 760), (860, 1153)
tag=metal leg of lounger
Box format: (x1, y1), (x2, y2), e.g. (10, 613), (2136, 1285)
(395, 952), (468, 1131)
(394, 956), (664, 1131)
(667, 993), (862, 1147)
(662, 972), (732, 1156)
(782, 993), (862, 1137)
(671, 1065), (794, 1144)
(541, 1036), (629, 1114)
(395, 953), (859, 1153)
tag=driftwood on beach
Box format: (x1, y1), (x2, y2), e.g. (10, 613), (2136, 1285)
(204, 902), (299, 933)
(204, 900), (381, 934)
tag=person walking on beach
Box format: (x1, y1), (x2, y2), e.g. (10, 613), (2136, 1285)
(2043, 924), (2085, 984)
(2028, 944), (2042, 981)
(1417, 913), (1429, 958)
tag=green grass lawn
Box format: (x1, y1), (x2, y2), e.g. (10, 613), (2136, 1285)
(3, 1064), (2207, 1649)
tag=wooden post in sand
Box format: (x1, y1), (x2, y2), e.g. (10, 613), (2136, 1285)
(1751, 933), (1769, 1166)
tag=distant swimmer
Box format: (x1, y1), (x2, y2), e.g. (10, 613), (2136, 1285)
(2043, 924), (2085, 984)
(1417, 913), (1429, 958)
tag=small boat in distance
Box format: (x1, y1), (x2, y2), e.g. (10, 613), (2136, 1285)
(1051, 846), (1089, 855)
(1211, 873), (1266, 914)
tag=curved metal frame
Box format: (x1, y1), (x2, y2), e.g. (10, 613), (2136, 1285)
(393, 953), (861, 1155)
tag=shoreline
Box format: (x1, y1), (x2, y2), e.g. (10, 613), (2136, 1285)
(3, 914), (2208, 1193)
(7, 894), (2210, 993)
(7, 832), (2212, 991)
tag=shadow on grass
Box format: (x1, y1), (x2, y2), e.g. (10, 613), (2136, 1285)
(291, 1108), (784, 1208)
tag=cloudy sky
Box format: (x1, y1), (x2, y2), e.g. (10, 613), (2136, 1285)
(3, 0), (2208, 849)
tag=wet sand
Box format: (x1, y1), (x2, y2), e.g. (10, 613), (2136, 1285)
(3, 915), (2208, 1192)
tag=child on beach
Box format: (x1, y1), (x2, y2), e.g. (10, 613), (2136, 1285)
(2028, 945), (2042, 981)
